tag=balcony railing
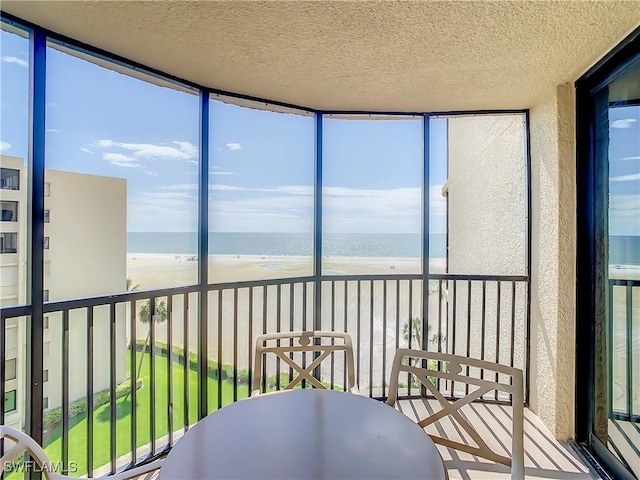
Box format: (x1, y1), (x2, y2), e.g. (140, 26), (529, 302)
(609, 278), (639, 422)
(1, 272), (529, 477)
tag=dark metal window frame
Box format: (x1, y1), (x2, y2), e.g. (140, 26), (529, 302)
(5, 357), (17, 380)
(1, 200), (19, 221)
(575, 25), (640, 480)
(4, 388), (17, 412)
(0, 167), (20, 190)
(0, 231), (18, 253)
(0, 9), (532, 457)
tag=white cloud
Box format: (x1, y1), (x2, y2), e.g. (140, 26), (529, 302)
(210, 184), (244, 192)
(127, 202), (197, 232)
(103, 152), (135, 163)
(207, 184), (446, 233)
(173, 141), (198, 158)
(46, 128), (59, 133)
(610, 194), (640, 212)
(161, 183), (198, 191)
(621, 156), (640, 161)
(209, 184), (312, 195)
(96, 139), (198, 161)
(610, 173), (640, 182)
(610, 194), (640, 236)
(610, 119), (637, 129)
(1, 56), (28, 68)
(111, 162), (141, 168)
(226, 143), (242, 151)
(103, 151), (141, 169)
(144, 192), (195, 200)
(188, 160), (198, 165)
(209, 166), (235, 175)
(0, 141), (11, 152)
(210, 195), (313, 232)
(80, 147), (93, 154)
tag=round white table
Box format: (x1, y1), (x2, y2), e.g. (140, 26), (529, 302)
(159, 389), (447, 479)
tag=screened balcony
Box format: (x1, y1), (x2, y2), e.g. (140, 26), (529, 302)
(0, 2), (639, 480)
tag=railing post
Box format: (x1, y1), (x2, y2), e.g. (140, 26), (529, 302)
(27, 29), (47, 479)
(625, 281), (633, 421)
(421, 114), (431, 396)
(313, 112), (323, 382)
(524, 109), (532, 406)
(197, 91), (209, 419)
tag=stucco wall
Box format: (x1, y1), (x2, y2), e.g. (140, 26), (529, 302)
(445, 114), (529, 384)
(447, 114), (527, 276)
(529, 84), (576, 440)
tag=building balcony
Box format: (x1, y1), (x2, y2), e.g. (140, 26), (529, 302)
(0, 2), (638, 480)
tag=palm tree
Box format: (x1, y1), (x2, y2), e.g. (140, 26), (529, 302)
(126, 277), (140, 292)
(135, 299), (168, 382)
(402, 317), (447, 350)
(402, 286), (446, 350)
(402, 316), (423, 348)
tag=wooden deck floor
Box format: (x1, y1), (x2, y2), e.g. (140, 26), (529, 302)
(608, 417), (640, 478)
(397, 399), (596, 480)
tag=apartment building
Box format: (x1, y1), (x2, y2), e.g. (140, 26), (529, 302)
(1, 154), (128, 430)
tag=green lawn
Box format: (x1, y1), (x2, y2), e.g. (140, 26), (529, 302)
(42, 352), (249, 477)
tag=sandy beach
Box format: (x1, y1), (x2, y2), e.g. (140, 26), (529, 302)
(123, 255), (637, 408)
(126, 253), (441, 290)
(125, 254), (532, 392)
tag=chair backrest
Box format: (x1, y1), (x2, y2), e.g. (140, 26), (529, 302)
(387, 348), (524, 480)
(1, 425), (62, 480)
(252, 331), (357, 395)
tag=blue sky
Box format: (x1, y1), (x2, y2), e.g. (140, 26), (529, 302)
(2, 26), (637, 237)
(0, 28), (448, 235)
(609, 105), (640, 236)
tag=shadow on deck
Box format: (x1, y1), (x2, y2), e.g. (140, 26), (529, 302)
(397, 399), (596, 480)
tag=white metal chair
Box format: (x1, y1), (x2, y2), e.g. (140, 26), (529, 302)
(0, 425), (164, 480)
(386, 349), (524, 480)
(252, 331), (358, 396)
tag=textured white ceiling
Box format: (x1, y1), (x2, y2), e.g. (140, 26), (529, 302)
(3, 1), (639, 111)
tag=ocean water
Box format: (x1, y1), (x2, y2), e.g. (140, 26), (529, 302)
(127, 232), (447, 258)
(126, 232), (640, 265)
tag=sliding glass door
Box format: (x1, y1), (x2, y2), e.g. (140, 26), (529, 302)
(576, 28), (640, 480)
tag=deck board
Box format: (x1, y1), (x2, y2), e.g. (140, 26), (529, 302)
(397, 399), (596, 479)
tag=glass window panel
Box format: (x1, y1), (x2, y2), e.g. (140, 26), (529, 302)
(45, 42), (199, 299)
(4, 389), (16, 413)
(0, 23), (30, 308)
(2, 320), (26, 420)
(0, 232), (18, 253)
(322, 116), (422, 275)
(208, 99), (315, 283)
(5, 357), (16, 380)
(429, 118), (448, 274)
